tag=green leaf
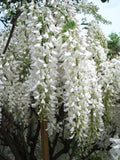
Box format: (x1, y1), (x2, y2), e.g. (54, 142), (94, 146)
(38, 16), (42, 22)
(27, 146), (31, 153)
(62, 35), (68, 43)
(62, 20), (76, 32)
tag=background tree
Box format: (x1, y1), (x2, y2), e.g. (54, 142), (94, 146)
(107, 32), (120, 60)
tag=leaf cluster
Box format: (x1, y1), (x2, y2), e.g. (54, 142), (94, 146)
(62, 20), (76, 33)
(107, 32), (120, 59)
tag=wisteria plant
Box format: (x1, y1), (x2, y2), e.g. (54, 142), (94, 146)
(0, 0), (120, 160)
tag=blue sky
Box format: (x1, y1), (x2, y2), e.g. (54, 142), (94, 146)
(92, 0), (120, 36)
(0, 0), (120, 37)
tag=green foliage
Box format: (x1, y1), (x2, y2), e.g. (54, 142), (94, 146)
(79, 2), (111, 24)
(62, 20), (76, 33)
(62, 35), (68, 43)
(107, 32), (120, 59)
(27, 146), (31, 153)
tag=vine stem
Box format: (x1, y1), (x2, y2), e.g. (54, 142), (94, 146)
(2, 10), (21, 55)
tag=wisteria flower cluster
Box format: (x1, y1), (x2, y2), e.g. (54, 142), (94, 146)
(0, 0), (120, 158)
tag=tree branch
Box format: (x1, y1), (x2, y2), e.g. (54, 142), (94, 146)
(50, 133), (59, 155)
(0, 127), (22, 160)
(82, 142), (113, 160)
(69, 141), (77, 160)
(31, 120), (41, 153)
(2, 23), (15, 55)
(52, 138), (72, 160)
(81, 144), (99, 160)
(28, 105), (41, 158)
(2, 10), (22, 55)
(52, 147), (67, 160)
(0, 19), (8, 28)
(1, 109), (28, 159)
(27, 108), (34, 146)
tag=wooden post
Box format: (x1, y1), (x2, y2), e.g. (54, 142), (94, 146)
(41, 119), (50, 160)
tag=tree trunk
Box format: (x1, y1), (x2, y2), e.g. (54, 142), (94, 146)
(41, 119), (50, 160)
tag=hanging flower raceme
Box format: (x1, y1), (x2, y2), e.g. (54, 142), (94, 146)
(98, 58), (120, 129)
(0, 0), (105, 139)
(86, 21), (108, 64)
(12, 1), (105, 139)
(0, 52), (30, 124)
(0, 1), (119, 152)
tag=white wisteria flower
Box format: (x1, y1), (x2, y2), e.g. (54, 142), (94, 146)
(0, 1), (120, 159)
